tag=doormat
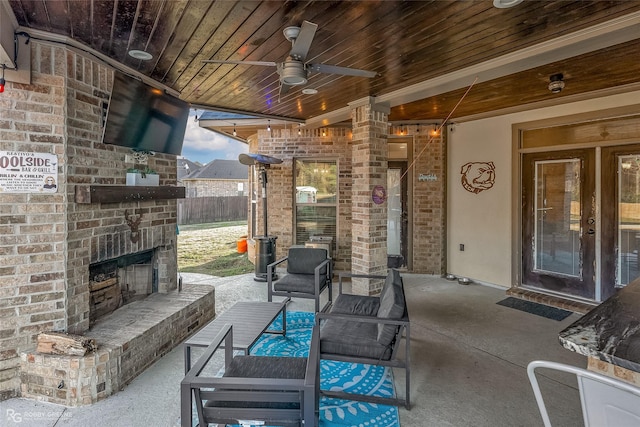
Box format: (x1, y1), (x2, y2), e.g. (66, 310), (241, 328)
(496, 297), (573, 321)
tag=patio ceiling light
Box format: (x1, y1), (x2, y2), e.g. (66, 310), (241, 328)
(128, 50), (153, 61)
(548, 73), (565, 94)
(493, 0), (524, 8)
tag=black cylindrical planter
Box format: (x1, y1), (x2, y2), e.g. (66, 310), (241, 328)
(254, 235), (277, 282)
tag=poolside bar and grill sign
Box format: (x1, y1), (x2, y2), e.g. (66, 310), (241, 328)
(0, 151), (58, 193)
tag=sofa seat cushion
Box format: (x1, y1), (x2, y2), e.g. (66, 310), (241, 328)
(274, 274), (327, 294)
(320, 319), (392, 360)
(331, 294), (380, 316)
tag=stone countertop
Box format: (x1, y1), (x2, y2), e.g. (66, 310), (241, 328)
(559, 277), (640, 373)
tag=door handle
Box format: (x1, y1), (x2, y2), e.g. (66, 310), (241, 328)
(587, 228), (595, 235)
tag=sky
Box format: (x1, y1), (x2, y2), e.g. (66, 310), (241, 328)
(179, 110), (248, 165)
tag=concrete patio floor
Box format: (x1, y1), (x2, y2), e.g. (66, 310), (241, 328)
(1, 273), (586, 426)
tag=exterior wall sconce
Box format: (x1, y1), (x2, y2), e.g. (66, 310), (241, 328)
(267, 120), (271, 132)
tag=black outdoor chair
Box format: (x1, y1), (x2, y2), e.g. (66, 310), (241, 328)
(180, 323), (319, 427)
(267, 246), (332, 312)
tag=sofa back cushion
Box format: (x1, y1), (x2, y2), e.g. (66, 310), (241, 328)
(379, 268), (400, 301)
(377, 270), (405, 345)
(287, 247), (328, 275)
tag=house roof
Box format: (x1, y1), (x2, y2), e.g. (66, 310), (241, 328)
(185, 159), (248, 180)
(6, 1), (640, 141)
(177, 159), (203, 180)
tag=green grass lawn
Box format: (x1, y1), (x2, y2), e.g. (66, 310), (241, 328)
(177, 221), (254, 277)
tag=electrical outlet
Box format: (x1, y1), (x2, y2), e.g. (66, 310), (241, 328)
(459, 244), (465, 251)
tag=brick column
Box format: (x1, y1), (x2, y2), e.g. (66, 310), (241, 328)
(350, 98), (389, 295)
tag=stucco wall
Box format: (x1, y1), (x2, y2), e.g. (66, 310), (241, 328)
(447, 90), (640, 288)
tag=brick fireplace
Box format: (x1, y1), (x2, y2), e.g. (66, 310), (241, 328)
(0, 40), (215, 402)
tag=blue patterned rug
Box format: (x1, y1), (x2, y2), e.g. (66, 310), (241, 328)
(250, 311), (400, 427)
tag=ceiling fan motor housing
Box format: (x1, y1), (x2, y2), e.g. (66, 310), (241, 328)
(279, 59), (308, 85)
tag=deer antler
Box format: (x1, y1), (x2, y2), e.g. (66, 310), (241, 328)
(124, 209), (143, 243)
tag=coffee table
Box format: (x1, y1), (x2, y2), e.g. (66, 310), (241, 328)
(183, 298), (289, 373)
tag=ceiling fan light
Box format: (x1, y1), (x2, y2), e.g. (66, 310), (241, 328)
(280, 61), (308, 86)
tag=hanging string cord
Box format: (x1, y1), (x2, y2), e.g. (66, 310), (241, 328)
(400, 76), (479, 181)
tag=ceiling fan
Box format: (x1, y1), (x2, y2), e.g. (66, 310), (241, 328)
(202, 21), (378, 96)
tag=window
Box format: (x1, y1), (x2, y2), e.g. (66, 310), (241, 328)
(294, 159), (338, 251)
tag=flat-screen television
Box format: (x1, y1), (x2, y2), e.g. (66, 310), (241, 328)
(102, 71), (190, 155)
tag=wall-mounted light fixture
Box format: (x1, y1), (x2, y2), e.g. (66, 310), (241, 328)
(298, 124), (302, 136)
(233, 124), (237, 137)
(267, 120), (271, 132)
(322, 129), (326, 137)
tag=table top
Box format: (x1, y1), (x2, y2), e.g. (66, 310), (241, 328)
(184, 300), (287, 350)
(559, 277), (640, 373)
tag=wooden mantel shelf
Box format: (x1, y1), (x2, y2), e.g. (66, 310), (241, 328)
(75, 185), (186, 204)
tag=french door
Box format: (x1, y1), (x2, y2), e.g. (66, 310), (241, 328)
(522, 145), (640, 301)
(387, 162), (408, 267)
(522, 150), (596, 299)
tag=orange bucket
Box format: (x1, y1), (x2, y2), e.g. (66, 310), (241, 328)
(236, 238), (248, 253)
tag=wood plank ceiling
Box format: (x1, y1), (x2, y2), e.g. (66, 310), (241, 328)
(7, 0), (640, 134)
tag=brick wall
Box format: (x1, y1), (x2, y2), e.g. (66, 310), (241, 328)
(184, 179), (248, 197)
(248, 115), (447, 285)
(0, 41), (68, 400)
(412, 129), (447, 275)
(350, 102), (390, 294)
(250, 128), (352, 271)
(0, 41), (179, 400)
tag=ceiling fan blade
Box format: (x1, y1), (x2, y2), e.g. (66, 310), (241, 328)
(289, 21), (318, 61)
(307, 63), (378, 78)
(202, 60), (277, 67)
(278, 82), (293, 102)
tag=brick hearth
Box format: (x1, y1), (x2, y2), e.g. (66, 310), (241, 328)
(19, 284), (214, 406)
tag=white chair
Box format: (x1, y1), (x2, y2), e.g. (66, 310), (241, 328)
(527, 360), (640, 427)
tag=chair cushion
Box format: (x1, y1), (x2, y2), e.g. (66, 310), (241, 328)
(320, 318), (392, 360)
(330, 294), (380, 316)
(378, 269), (397, 301)
(274, 273), (328, 294)
(203, 356), (307, 411)
(377, 272), (405, 345)
(287, 247), (328, 275)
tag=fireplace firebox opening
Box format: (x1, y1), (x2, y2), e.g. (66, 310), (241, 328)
(89, 250), (158, 325)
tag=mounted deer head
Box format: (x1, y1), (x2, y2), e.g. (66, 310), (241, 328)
(124, 209), (143, 243)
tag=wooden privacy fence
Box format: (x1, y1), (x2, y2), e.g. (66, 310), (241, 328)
(178, 196), (248, 225)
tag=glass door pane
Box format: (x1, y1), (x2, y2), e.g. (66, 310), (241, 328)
(534, 159), (581, 276)
(387, 169), (402, 255)
(618, 155), (640, 286)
